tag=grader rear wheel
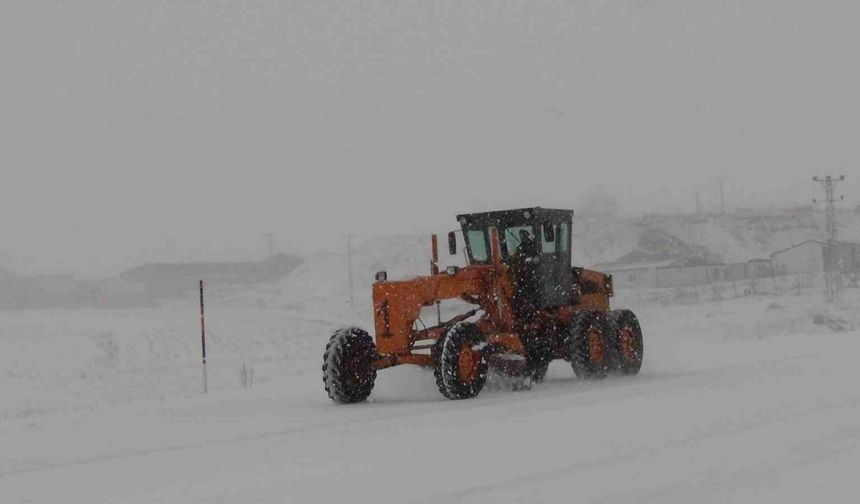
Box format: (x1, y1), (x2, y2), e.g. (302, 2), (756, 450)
(607, 310), (644, 376)
(567, 311), (612, 380)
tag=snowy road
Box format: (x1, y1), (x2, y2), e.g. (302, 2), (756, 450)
(4, 297), (860, 503)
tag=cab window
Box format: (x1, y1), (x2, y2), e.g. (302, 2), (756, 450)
(503, 226), (535, 256)
(465, 229), (489, 263)
(559, 222), (570, 253)
(541, 224), (557, 254)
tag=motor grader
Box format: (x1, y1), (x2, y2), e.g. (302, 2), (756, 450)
(322, 207), (644, 403)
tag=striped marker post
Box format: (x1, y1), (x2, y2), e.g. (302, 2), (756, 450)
(200, 280), (208, 394)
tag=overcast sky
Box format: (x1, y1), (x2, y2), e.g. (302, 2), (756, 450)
(2, 0), (859, 276)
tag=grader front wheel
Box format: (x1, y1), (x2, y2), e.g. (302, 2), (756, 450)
(434, 323), (489, 400)
(322, 327), (378, 404)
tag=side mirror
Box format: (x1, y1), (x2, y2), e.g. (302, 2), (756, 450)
(448, 231), (457, 255)
(543, 222), (555, 242)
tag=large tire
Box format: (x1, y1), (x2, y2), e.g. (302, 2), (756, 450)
(567, 311), (612, 380)
(322, 327), (378, 404)
(607, 309), (644, 376)
(434, 323), (489, 400)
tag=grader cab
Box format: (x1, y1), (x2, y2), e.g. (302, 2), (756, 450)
(322, 207), (644, 403)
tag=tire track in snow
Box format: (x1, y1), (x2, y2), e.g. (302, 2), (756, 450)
(590, 418), (860, 504)
(0, 352), (814, 480)
(412, 360), (853, 504)
(415, 397), (860, 504)
(1, 372), (683, 479)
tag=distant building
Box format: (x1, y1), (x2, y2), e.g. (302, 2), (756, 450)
(770, 240), (860, 275)
(121, 253), (302, 298)
(598, 260), (763, 289)
(656, 264), (725, 288)
(7, 274), (80, 309)
(747, 259), (775, 279)
(836, 242), (860, 274)
(723, 262), (748, 282)
(88, 279), (154, 308)
(0, 273), (95, 310)
(592, 259), (675, 289)
(597, 259), (778, 289)
(770, 240), (826, 275)
(723, 263), (748, 282)
(28, 274), (79, 297)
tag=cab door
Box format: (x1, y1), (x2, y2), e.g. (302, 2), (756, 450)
(538, 220), (573, 307)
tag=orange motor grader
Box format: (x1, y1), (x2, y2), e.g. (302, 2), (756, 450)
(323, 207), (644, 403)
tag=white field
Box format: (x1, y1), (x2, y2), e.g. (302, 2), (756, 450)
(3, 258), (860, 502)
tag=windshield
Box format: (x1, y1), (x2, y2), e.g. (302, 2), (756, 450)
(503, 225), (536, 257)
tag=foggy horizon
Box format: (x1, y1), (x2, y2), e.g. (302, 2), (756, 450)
(3, 1), (858, 276)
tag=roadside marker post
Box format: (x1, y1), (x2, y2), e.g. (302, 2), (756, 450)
(200, 280), (208, 394)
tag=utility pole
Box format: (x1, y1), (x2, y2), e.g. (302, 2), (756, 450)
(263, 233), (276, 258)
(716, 176), (730, 215)
(346, 235), (355, 308)
(813, 175), (845, 303)
(695, 191), (702, 215)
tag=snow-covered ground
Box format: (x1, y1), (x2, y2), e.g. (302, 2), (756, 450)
(3, 286), (860, 503)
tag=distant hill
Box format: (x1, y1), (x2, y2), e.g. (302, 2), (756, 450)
(602, 230), (722, 268)
(583, 207), (860, 268)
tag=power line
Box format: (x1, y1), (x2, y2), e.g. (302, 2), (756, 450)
(813, 175), (845, 303)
